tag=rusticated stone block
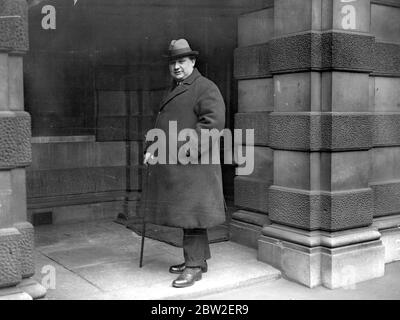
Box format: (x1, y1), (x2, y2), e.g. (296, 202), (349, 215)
(268, 186), (374, 231)
(269, 32), (374, 74)
(373, 114), (400, 147)
(0, 0), (28, 52)
(0, 111), (31, 168)
(371, 181), (400, 217)
(235, 32), (375, 78)
(268, 112), (373, 151)
(321, 32), (374, 72)
(13, 222), (34, 278)
(269, 33), (321, 73)
(373, 42), (400, 76)
(0, 228), (22, 288)
(234, 112), (269, 146)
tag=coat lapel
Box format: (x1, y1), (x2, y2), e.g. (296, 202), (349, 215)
(159, 84), (188, 111)
(159, 68), (202, 111)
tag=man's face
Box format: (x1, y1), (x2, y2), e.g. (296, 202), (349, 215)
(169, 57), (195, 81)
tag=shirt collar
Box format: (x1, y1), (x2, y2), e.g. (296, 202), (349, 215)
(173, 68), (201, 86)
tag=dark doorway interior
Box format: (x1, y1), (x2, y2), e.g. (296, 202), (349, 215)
(24, 0), (267, 224)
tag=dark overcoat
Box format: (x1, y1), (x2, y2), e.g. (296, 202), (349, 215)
(143, 68), (226, 229)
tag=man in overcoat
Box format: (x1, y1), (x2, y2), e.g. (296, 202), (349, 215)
(143, 39), (226, 288)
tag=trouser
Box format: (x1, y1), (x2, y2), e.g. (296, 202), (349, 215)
(183, 228), (211, 268)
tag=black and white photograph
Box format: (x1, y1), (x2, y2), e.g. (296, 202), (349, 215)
(0, 0), (400, 307)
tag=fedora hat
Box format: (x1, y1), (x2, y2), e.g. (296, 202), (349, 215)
(164, 39), (199, 60)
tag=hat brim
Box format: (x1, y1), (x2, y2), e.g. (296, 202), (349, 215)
(163, 51), (199, 60)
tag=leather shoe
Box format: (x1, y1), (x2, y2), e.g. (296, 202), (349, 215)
(169, 261), (208, 274)
(172, 267), (202, 288)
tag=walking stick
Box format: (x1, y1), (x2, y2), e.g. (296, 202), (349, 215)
(139, 163), (150, 268)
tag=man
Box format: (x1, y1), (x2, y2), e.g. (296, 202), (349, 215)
(143, 39), (226, 288)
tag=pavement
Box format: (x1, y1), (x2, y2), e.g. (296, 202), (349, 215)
(32, 219), (400, 300)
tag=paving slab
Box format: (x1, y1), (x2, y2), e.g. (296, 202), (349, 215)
(33, 251), (105, 300)
(199, 261), (400, 300)
(32, 220), (281, 300)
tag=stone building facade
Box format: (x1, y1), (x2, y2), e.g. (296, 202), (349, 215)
(232, 0), (400, 288)
(0, 0), (399, 298)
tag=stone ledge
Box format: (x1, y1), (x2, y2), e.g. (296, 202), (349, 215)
(268, 186), (374, 231)
(371, 0), (400, 9)
(31, 135), (96, 144)
(0, 111), (31, 168)
(27, 190), (131, 209)
(0, 287), (31, 300)
(230, 219), (263, 249)
(379, 228), (400, 263)
(258, 235), (385, 289)
(268, 112), (373, 151)
(16, 278), (46, 300)
(373, 213), (400, 230)
(262, 224), (381, 248)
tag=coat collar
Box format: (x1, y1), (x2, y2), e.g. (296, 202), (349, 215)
(181, 68), (201, 85)
(160, 68), (202, 110)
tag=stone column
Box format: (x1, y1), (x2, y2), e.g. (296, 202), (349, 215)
(231, 5), (274, 248)
(0, 0), (45, 299)
(252, 0), (385, 289)
(370, 1), (400, 264)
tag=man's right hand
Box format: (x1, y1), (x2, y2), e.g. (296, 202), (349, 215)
(143, 152), (154, 165)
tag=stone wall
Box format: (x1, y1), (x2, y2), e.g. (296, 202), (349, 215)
(0, 0), (45, 299)
(24, 0), (254, 224)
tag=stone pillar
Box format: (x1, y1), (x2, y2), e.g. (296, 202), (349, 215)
(259, 0), (386, 289)
(231, 5), (274, 248)
(0, 0), (45, 299)
(235, 0), (387, 289)
(370, 1), (400, 264)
